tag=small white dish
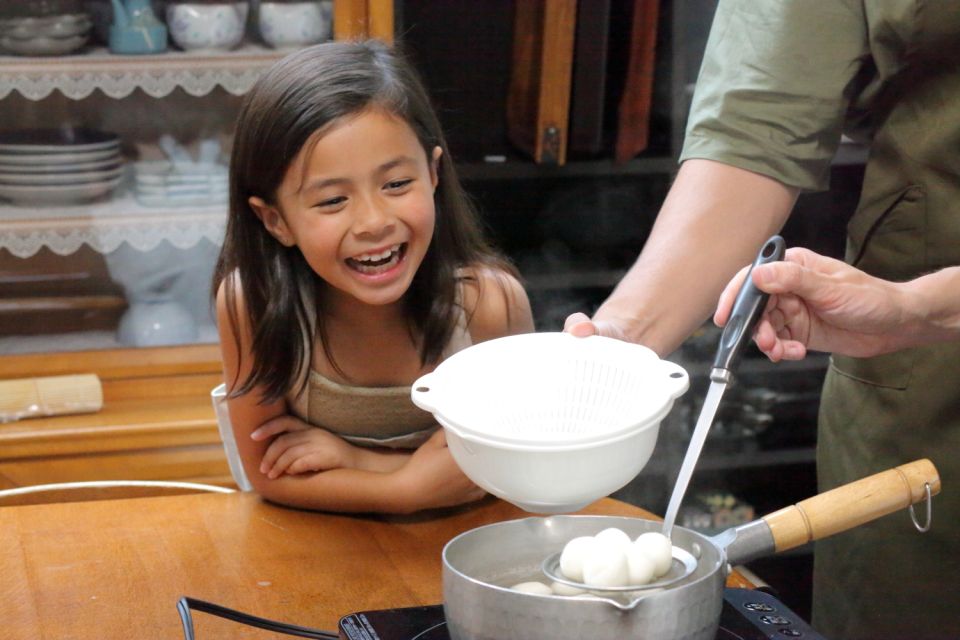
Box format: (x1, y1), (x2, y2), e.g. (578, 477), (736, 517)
(0, 165), (123, 186)
(0, 157), (121, 174)
(0, 148), (121, 166)
(0, 128), (120, 154)
(0, 33), (88, 56)
(0, 175), (122, 206)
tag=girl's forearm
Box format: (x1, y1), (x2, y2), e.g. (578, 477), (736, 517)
(351, 444), (409, 473)
(254, 467), (417, 514)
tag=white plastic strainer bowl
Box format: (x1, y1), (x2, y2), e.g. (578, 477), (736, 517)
(411, 333), (689, 513)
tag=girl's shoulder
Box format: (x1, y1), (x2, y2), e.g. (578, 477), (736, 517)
(215, 269), (253, 339)
(458, 263), (535, 342)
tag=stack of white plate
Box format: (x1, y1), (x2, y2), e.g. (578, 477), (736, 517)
(0, 13), (92, 56)
(133, 160), (228, 208)
(0, 128), (123, 206)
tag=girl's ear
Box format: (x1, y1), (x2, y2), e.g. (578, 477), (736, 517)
(430, 146), (443, 190)
(249, 196), (295, 247)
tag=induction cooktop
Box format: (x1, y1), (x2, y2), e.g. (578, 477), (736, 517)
(338, 588), (827, 639)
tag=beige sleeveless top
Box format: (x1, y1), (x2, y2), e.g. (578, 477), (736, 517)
(285, 300), (472, 450)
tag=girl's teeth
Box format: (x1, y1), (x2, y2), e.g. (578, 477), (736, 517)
(355, 244), (400, 263)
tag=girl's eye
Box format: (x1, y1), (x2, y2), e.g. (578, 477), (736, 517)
(317, 196), (347, 208)
(385, 179), (413, 191)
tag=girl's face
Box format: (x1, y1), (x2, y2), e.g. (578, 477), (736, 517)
(250, 108), (440, 312)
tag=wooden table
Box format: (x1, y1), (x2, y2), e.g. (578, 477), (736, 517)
(1, 492), (753, 639)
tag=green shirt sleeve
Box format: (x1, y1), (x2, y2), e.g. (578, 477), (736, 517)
(680, 0), (870, 191)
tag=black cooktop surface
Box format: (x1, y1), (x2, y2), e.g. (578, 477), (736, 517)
(338, 588), (826, 639)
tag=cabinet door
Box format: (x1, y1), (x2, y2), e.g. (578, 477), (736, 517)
(506, 0), (577, 165)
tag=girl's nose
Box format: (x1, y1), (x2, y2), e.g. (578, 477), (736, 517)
(352, 200), (395, 237)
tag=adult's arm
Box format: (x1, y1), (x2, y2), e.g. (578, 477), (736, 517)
(567, 159), (796, 356)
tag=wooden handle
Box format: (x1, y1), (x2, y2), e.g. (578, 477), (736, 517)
(763, 459), (941, 552)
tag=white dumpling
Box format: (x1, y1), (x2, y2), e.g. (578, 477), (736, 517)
(559, 535), (599, 582)
(550, 580), (587, 596)
(510, 581), (554, 595)
(625, 544), (656, 585)
(594, 527), (633, 553)
(634, 532), (673, 577)
(581, 545), (629, 588)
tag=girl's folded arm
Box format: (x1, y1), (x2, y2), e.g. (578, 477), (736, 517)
(217, 278), (420, 512)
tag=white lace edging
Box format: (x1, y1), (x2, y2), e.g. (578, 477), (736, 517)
(0, 45), (287, 101)
(0, 190), (226, 257)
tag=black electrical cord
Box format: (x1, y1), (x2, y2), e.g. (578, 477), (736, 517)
(176, 596), (339, 639)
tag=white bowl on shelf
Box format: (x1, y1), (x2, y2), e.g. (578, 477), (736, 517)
(258, 1), (331, 49)
(166, 2), (248, 52)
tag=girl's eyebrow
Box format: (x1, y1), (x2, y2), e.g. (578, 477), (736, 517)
(301, 156), (418, 193)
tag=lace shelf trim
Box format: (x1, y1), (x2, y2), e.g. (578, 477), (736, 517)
(0, 191), (226, 258)
(0, 45), (287, 100)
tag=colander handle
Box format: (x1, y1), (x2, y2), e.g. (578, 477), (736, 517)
(410, 372), (438, 413)
(660, 360), (690, 398)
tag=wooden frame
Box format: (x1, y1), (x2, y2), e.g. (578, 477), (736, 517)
(506, 0), (578, 165)
(334, 0), (395, 43)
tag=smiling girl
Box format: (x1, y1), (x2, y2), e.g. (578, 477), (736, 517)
(213, 41), (534, 514)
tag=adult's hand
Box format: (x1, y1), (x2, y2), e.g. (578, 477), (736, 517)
(563, 312), (630, 341)
(714, 247), (912, 361)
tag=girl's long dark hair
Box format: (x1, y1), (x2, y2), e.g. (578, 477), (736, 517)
(213, 40), (514, 403)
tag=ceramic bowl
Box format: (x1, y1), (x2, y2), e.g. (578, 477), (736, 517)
(257, 0), (331, 49)
(166, 2), (248, 52)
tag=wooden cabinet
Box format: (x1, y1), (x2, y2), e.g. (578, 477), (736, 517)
(0, 345), (230, 488)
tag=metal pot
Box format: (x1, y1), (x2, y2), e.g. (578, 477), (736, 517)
(443, 459), (940, 640)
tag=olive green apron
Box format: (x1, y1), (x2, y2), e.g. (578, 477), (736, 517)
(813, 2), (960, 638)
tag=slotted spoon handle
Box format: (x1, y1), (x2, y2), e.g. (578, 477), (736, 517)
(711, 235), (786, 376)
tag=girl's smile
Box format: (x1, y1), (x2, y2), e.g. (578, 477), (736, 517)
(345, 242), (407, 277)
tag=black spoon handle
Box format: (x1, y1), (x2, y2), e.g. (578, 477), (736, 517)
(712, 235), (786, 374)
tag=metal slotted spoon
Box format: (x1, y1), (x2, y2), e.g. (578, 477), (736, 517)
(542, 236), (786, 592)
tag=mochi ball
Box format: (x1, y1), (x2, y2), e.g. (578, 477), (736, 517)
(634, 532), (673, 577)
(594, 527), (633, 552)
(559, 535), (600, 582)
(550, 580), (587, 596)
(510, 581), (554, 595)
(581, 544), (629, 588)
(625, 544), (656, 585)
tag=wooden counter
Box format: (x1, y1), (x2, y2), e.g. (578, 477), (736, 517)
(0, 344), (232, 488)
(0, 492), (753, 639)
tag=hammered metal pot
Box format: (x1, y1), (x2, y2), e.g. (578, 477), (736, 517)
(442, 460), (940, 640)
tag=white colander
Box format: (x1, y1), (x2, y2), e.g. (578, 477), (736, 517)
(411, 332), (689, 513)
